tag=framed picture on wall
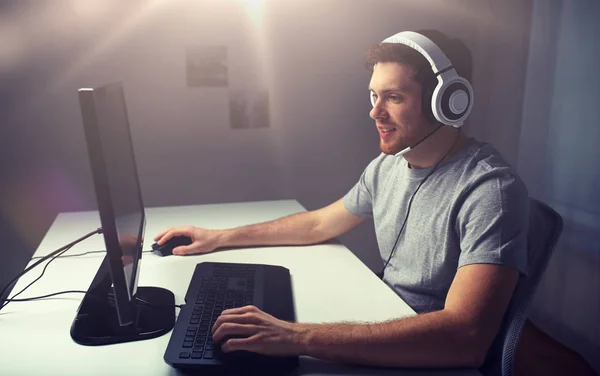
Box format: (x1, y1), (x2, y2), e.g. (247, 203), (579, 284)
(229, 88), (269, 129)
(186, 46), (228, 87)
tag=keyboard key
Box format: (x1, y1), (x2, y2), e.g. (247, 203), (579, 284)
(203, 350), (214, 359)
(179, 352), (191, 359)
(191, 351), (204, 359)
(182, 342), (193, 348)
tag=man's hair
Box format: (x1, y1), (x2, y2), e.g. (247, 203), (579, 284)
(364, 30), (473, 92)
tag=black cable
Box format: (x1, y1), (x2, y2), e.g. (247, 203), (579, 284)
(408, 124), (444, 151)
(3, 290), (182, 310)
(10, 249), (153, 305)
(0, 228), (102, 311)
(377, 130), (461, 279)
(5, 245), (74, 306)
(135, 297), (184, 309)
(2, 290), (88, 302)
(31, 249), (153, 260)
(6, 248), (155, 308)
(30, 250), (104, 260)
(0, 227), (174, 312)
(106, 292), (183, 309)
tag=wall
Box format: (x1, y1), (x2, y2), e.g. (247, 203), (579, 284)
(1, 0), (534, 302)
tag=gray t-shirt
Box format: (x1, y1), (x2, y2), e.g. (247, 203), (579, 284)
(344, 138), (529, 313)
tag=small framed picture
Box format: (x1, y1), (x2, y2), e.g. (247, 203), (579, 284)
(229, 89), (270, 129)
(186, 46), (228, 87)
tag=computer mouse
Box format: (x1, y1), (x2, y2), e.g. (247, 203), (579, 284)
(151, 235), (192, 256)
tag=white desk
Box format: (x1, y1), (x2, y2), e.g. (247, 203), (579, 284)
(0, 200), (480, 376)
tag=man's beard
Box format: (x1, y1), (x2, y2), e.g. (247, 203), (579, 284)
(379, 134), (409, 155)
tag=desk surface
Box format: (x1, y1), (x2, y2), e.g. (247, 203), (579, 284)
(0, 200), (480, 376)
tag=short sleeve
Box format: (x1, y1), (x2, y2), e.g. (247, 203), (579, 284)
(456, 169), (529, 276)
(343, 155), (384, 218)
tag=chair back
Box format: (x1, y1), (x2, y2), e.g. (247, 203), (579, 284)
(481, 198), (563, 376)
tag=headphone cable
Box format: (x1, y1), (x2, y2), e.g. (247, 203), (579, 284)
(377, 129), (461, 279)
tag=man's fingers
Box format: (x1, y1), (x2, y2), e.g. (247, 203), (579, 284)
(153, 228), (170, 242)
(220, 305), (259, 316)
(155, 229), (176, 245)
(172, 245), (197, 255)
(221, 335), (260, 353)
(212, 323), (260, 344)
(155, 227), (190, 245)
(212, 309), (262, 333)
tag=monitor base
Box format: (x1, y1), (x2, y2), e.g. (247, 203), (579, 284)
(70, 256), (176, 346)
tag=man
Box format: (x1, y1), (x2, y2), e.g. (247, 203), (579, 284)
(154, 30), (529, 369)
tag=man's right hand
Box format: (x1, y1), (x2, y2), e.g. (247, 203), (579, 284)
(153, 226), (223, 256)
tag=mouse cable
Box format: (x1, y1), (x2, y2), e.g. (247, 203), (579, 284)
(0, 228), (102, 311)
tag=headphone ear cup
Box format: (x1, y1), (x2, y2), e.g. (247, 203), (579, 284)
(421, 85), (435, 121)
(430, 73), (473, 127)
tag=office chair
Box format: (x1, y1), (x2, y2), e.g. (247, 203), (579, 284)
(480, 198), (563, 376)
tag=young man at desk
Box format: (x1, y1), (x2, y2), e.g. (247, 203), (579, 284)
(154, 30), (529, 369)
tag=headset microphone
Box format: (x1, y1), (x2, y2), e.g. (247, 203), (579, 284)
(394, 124), (443, 157)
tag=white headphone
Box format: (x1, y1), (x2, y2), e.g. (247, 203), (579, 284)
(372, 31), (474, 128)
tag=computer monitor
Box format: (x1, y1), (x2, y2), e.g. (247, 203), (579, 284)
(70, 82), (175, 346)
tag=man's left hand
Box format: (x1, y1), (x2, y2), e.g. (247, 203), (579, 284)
(212, 305), (305, 356)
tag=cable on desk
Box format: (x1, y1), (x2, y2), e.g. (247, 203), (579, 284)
(6, 245), (75, 306)
(31, 249), (154, 260)
(0, 227), (103, 311)
(30, 250), (105, 260)
(134, 296), (184, 309)
(9, 249), (157, 307)
(2, 290), (89, 302)
(3, 290), (183, 310)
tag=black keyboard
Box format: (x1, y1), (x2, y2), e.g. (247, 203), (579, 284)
(178, 264), (257, 360)
(164, 262), (298, 374)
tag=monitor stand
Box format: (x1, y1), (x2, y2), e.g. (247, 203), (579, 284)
(70, 255), (176, 346)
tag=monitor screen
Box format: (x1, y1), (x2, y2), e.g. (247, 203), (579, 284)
(88, 83), (144, 297)
(72, 82), (174, 345)
(78, 82), (145, 325)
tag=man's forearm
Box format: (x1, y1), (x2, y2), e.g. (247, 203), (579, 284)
(217, 212), (326, 248)
(295, 310), (486, 369)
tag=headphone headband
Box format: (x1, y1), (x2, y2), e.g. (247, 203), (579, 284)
(382, 31), (452, 74)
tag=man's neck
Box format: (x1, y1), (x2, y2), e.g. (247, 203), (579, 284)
(403, 126), (468, 169)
